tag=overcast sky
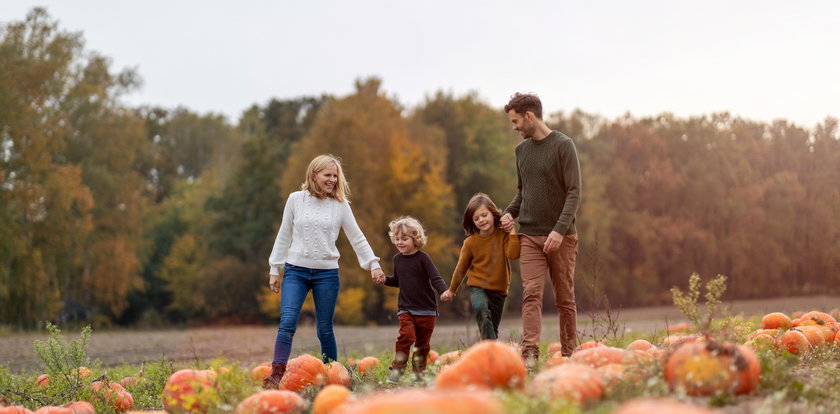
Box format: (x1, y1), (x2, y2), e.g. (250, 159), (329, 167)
(2, 1), (838, 127)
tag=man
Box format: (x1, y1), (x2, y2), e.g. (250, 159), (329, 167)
(500, 93), (581, 362)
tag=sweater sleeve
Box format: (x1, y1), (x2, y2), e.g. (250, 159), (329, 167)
(268, 192), (297, 275)
(384, 255), (399, 287)
(423, 253), (448, 294)
(554, 138), (582, 235)
(340, 201), (381, 271)
(504, 233), (521, 260)
(448, 239), (473, 292)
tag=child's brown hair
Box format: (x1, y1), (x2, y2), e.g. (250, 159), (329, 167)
(462, 193), (502, 235)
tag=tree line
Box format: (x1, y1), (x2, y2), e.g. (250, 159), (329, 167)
(2, 9), (838, 329)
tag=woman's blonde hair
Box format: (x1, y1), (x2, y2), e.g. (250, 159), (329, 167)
(302, 154), (350, 202)
(388, 216), (427, 249)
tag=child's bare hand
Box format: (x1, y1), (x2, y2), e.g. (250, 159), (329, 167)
(440, 290), (455, 302)
(371, 268), (385, 284)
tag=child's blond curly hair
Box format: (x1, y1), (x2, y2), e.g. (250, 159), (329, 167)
(388, 216), (427, 249)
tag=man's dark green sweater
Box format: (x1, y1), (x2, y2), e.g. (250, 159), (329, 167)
(504, 131), (581, 236)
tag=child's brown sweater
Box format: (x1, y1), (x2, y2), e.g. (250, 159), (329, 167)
(449, 227), (520, 294)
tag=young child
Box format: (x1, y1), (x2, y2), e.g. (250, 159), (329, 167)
(441, 193), (520, 340)
(376, 216), (449, 383)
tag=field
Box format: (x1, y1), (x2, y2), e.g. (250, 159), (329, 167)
(1, 295), (839, 413)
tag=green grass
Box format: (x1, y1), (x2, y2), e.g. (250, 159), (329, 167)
(1, 320), (839, 414)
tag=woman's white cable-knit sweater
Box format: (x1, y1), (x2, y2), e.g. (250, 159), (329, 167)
(268, 191), (381, 275)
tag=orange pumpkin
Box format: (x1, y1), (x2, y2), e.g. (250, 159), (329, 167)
(733, 345), (761, 395)
(334, 389), (503, 414)
(427, 350), (439, 364)
(280, 354), (326, 391)
(63, 402), (94, 414)
(596, 363), (627, 387)
(800, 311), (837, 325)
(529, 363), (605, 403)
(324, 361), (352, 387)
(760, 312), (792, 330)
(613, 398), (718, 414)
(234, 390), (305, 414)
(250, 364), (272, 382)
(626, 339), (653, 351)
(794, 326), (826, 347)
(745, 333), (775, 350)
(434, 351), (462, 366)
(91, 381), (134, 412)
(36, 374), (50, 388)
(354, 357), (381, 375)
(746, 328), (780, 340)
(312, 384), (352, 414)
(664, 340), (760, 395)
(573, 340), (604, 352)
(545, 351), (566, 368)
(570, 346), (637, 368)
(161, 369), (217, 414)
(546, 341), (563, 355)
(776, 330), (811, 354)
(435, 340), (526, 390)
(0, 407), (34, 414)
(33, 408), (72, 414)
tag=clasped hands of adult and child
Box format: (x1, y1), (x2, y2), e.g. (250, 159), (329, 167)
(500, 213), (564, 253)
(371, 271), (455, 302)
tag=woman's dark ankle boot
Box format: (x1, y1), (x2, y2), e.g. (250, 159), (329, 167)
(262, 362), (286, 389)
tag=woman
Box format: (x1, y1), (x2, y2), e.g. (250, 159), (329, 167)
(264, 154), (384, 388)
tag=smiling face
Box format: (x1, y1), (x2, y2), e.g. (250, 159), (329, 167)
(507, 109), (537, 139)
(392, 232), (418, 255)
(314, 164), (338, 194)
(472, 205), (495, 236)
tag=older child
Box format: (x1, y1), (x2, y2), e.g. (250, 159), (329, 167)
(441, 193), (520, 340)
(376, 216), (449, 383)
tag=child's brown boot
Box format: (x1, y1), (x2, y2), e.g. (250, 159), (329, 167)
(262, 362), (286, 389)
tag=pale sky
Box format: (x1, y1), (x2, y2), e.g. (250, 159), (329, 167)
(2, 1), (839, 127)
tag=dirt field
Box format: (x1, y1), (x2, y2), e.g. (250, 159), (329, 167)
(2, 295), (837, 373)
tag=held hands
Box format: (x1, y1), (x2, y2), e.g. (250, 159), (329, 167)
(269, 274), (280, 293)
(543, 231), (564, 254)
(371, 268), (385, 284)
(500, 213), (515, 233)
(440, 290), (455, 302)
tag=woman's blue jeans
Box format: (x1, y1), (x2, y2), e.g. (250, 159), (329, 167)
(272, 264), (340, 364)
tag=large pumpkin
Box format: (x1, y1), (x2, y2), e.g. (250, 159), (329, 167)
(529, 363), (605, 403)
(776, 330), (811, 354)
(334, 389), (504, 414)
(434, 340), (526, 390)
(324, 361), (351, 387)
(312, 384), (352, 414)
(760, 312), (792, 330)
(161, 369), (217, 414)
(234, 390), (305, 414)
(664, 340), (760, 396)
(280, 354), (326, 391)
